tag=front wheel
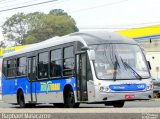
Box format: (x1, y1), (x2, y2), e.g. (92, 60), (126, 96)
(64, 88), (80, 108)
(18, 91), (26, 108)
(113, 101), (125, 108)
(54, 103), (64, 108)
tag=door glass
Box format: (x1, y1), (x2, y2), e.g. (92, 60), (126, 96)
(81, 54), (87, 100)
(28, 57), (36, 81)
(76, 55), (80, 100)
(28, 58), (31, 77)
(76, 53), (88, 101)
(32, 57), (36, 81)
(27, 57), (37, 102)
(81, 54), (87, 90)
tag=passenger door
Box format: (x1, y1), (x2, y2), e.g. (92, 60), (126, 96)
(76, 53), (88, 101)
(28, 57), (37, 103)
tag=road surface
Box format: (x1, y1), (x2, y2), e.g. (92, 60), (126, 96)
(0, 100), (159, 119)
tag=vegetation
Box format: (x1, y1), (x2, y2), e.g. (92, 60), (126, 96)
(2, 9), (78, 46)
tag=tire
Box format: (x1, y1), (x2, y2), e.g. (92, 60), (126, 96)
(64, 88), (80, 108)
(26, 104), (36, 108)
(74, 103), (80, 108)
(54, 103), (64, 108)
(113, 101), (125, 108)
(18, 91), (26, 108)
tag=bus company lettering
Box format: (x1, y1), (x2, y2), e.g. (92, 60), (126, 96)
(113, 86), (125, 90)
(40, 81), (60, 91)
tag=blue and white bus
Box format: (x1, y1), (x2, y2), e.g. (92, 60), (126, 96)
(2, 31), (153, 108)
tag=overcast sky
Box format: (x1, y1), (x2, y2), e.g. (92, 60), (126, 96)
(0, 0), (160, 40)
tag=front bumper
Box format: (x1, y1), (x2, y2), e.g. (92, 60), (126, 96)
(95, 90), (153, 102)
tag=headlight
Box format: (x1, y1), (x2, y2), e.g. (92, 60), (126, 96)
(147, 85), (150, 90)
(146, 83), (153, 91)
(99, 86), (104, 92)
(105, 87), (109, 92)
(99, 86), (110, 92)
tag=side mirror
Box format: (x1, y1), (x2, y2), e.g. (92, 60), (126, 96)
(89, 50), (95, 61)
(147, 61), (151, 70)
(81, 46), (90, 51)
(81, 46), (95, 60)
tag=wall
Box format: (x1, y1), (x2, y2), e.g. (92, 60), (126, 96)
(146, 52), (160, 81)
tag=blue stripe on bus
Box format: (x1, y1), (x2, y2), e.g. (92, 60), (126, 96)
(2, 75), (76, 95)
(109, 83), (146, 91)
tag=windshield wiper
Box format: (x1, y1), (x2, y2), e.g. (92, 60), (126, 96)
(120, 57), (142, 80)
(113, 55), (120, 81)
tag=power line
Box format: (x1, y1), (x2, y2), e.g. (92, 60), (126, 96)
(79, 26), (160, 29)
(0, 0), (58, 13)
(0, 0), (160, 30)
(79, 25), (160, 30)
(0, 0), (41, 9)
(0, 0), (129, 13)
(0, 0), (10, 3)
(78, 21), (160, 30)
(0, 0), (23, 4)
(106, 22), (160, 27)
(69, 0), (130, 13)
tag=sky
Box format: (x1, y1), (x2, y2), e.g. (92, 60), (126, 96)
(0, 0), (160, 41)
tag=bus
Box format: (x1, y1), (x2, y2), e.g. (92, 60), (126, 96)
(1, 31), (153, 108)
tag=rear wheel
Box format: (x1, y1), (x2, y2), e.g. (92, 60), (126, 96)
(26, 104), (36, 108)
(18, 91), (26, 108)
(113, 101), (125, 108)
(54, 103), (64, 108)
(64, 88), (80, 108)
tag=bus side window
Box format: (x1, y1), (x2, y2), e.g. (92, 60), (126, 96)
(50, 49), (62, 77)
(17, 57), (27, 76)
(38, 52), (49, 79)
(3, 60), (7, 77)
(7, 59), (16, 77)
(63, 46), (74, 76)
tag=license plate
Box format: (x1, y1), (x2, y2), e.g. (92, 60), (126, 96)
(125, 94), (135, 100)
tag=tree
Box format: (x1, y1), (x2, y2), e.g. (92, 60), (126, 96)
(2, 13), (27, 45)
(2, 9), (78, 46)
(24, 35), (37, 44)
(25, 14), (78, 43)
(0, 41), (5, 48)
(49, 9), (68, 16)
(26, 12), (47, 31)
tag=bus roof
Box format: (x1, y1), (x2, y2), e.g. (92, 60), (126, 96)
(70, 31), (136, 45)
(3, 31), (137, 58)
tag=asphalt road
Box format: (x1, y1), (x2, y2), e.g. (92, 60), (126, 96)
(0, 100), (160, 108)
(0, 100), (159, 119)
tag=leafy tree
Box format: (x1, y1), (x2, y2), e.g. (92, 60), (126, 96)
(24, 15), (78, 44)
(26, 12), (47, 31)
(24, 35), (37, 44)
(0, 41), (5, 48)
(2, 9), (78, 46)
(49, 9), (68, 16)
(2, 13), (27, 45)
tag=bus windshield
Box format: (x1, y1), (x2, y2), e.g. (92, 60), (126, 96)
(91, 44), (150, 80)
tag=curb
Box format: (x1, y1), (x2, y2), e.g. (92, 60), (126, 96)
(134, 99), (160, 102)
(151, 98), (160, 101)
